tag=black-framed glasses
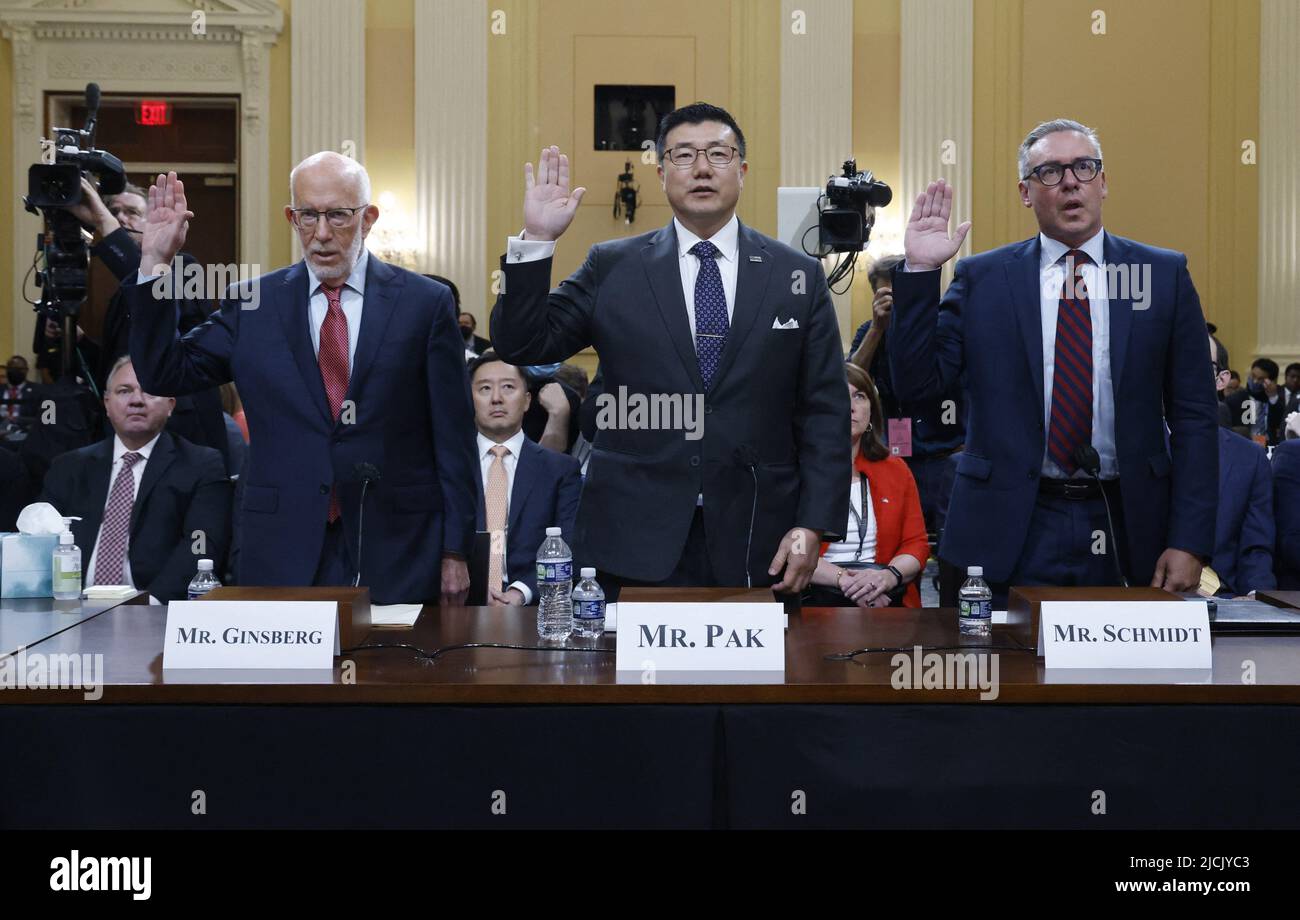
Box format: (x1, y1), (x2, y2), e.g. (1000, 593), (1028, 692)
(290, 205), (368, 229)
(663, 145), (739, 169)
(1023, 157), (1102, 187)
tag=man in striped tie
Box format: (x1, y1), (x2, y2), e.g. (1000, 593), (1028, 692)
(888, 118), (1218, 605)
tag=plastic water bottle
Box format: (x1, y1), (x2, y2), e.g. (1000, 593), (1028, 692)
(52, 528), (82, 600)
(187, 559), (221, 600)
(536, 527), (573, 640)
(958, 565), (992, 636)
(571, 567), (606, 638)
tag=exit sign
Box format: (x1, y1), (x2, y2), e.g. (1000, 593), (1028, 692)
(136, 100), (172, 126)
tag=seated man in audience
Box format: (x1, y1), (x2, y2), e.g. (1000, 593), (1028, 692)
(38, 356), (232, 603)
(1274, 436), (1300, 590)
(1209, 334), (1275, 596)
(470, 350), (582, 605)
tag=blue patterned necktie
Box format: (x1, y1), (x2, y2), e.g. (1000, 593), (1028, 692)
(690, 240), (728, 389)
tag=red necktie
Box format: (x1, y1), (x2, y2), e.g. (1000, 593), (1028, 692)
(318, 284), (350, 522)
(1047, 249), (1093, 475)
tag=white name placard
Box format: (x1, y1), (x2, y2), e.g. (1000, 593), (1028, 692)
(163, 601), (338, 669)
(615, 602), (785, 673)
(1039, 601), (1212, 669)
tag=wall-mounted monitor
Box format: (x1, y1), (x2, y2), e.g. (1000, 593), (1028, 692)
(594, 84), (675, 151)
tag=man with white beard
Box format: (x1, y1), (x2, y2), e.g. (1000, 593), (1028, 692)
(124, 153), (478, 605)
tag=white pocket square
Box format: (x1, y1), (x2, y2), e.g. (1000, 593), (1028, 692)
(772, 317), (799, 330)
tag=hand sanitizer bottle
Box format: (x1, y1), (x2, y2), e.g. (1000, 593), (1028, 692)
(52, 518), (82, 601)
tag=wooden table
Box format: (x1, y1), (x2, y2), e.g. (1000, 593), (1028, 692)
(2, 590), (1298, 828)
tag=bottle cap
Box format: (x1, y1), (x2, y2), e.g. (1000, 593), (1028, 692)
(197, 559), (214, 571)
(580, 567), (596, 578)
(59, 531), (75, 545)
(967, 565), (983, 577)
(545, 526), (561, 536)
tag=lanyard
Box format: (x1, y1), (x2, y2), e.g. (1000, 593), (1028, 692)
(845, 472), (869, 562)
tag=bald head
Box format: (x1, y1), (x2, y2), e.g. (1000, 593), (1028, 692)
(290, 151), (371, 207)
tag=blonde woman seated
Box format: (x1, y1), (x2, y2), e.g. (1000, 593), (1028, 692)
(804, 363), (929, 607)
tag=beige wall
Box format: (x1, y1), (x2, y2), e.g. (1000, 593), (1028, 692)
(0, 35), (13, 362)
(852, 0), (901, 336)
(0, 0), (1266, 373)
(973, 0), (1260, 369)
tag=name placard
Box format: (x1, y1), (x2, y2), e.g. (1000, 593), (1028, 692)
(163, 601), (338, 669)
(615, 602), (785, 673)
(1038, 601), (1212, 669)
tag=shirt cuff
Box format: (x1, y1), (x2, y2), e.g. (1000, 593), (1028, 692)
(507, 232), (556, 264)
(508, 580), (533, 605)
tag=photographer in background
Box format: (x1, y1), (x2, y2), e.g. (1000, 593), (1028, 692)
(34, 177), (228, 465)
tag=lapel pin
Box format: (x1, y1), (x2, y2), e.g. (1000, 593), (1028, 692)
(749, 255), (763, 263)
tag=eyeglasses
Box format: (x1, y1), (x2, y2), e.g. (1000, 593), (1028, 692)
(663, 145), (739, 169)
(1023, 157), (1102, 187)
(290, 205), (368, 229)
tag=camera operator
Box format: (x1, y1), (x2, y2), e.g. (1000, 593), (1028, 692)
(34, 177), (228, 465)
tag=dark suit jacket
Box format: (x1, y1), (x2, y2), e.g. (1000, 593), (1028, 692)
(474, 436), (582, 599)
(1273, 439), (1300, 590)
(37, 431), (232, 602)
(491, 220), (849, 585)
(1212, 428), (1275, 595)
(93, 229), (229, 463)
(888, 232), (1219, 585)
(124, 255), (479, 604)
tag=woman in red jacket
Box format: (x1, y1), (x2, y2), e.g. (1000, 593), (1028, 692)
(806, 363), (930, 607)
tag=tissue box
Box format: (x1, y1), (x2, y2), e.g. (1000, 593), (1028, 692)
(0, 533), (61, 598)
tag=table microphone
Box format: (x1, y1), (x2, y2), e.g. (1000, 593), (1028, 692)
(1072, 444), (1129, 587)
(352, 462), (382, 588)
(733, 445), (760, 588)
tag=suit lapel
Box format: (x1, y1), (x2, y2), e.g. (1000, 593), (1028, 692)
(279, 261), (333, 426)
(1104, 232), (1134, 394)
(131, 432), (175, 535)
(1006, 237), (1045, 419)
(641, 223), (704, 391)
(710, 222), (771, 392)
(83, 437), (116, 549)
(508, 440), (539, 533)
(345, 255), (400, 419)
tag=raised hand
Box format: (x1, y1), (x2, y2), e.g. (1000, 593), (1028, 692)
(903, 178), (971, 272)
(522, 146), (586, 242)
(140, 171), (193, 275)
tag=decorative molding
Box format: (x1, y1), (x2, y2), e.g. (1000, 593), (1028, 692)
(415, 0), (487, 315)
(901, 0), (973, 285)
(0, 0), (283, 361)
(1258, 0), (1300, 364)
(780, 0), (854, 343)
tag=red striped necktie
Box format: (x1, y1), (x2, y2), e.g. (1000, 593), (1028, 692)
(319, 283), (350, 522)
(1047, 249), (1094, 475)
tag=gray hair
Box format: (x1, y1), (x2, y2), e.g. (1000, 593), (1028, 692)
(106, 354), (133, 388)
(289, 151), (372, 206)
(1018, 119), (1103, 180)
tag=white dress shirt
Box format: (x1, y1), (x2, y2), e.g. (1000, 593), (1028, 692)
(1037, 229), (1117, 479)
(306, 248), (368, 368)
(823, 473), (878, 564)
(477, 428), (534, 604)
(87, 432), (162, 590)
